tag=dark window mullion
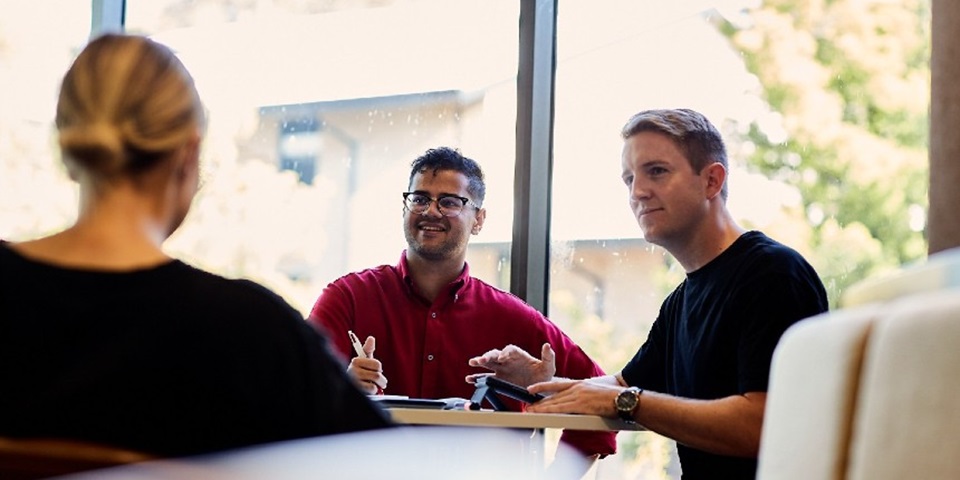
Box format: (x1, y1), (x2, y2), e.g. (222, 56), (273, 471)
(512, 0), (557, 315)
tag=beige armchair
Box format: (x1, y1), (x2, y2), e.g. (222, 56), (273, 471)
(758, 247), (960, 480)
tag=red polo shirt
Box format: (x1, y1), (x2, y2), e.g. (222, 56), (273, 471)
(308, 251), (617, 457)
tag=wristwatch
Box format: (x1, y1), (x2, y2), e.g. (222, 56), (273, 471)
(615, 386), (643, 422)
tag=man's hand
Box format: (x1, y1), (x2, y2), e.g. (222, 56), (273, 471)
(525, 379), (623, 417)
(527, 375), (769, 458)
(346, 335), (388, 395)
(466, 343), (557, 387)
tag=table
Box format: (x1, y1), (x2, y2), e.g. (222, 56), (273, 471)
(388, 407), (645, 477)
(388, 407), (643, 432)
(52, 410), (644, 480)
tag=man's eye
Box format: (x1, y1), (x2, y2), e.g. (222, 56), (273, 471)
(622, 175), (633, 186)
(439, 197), (462, 209)
(411, 195), (431, 205)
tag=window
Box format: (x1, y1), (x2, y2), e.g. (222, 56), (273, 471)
(123, 0), (521, 311)
(0, 1), (91, 241)
(550, 1), (929, 477)
(0, 1), (931, 478)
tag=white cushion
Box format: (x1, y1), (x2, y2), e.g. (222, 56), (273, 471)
(846, 291), (960, 480)
(757, 306), (882, 480)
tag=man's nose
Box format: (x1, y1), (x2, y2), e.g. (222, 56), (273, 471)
(422, 199), (444, 217)
(629, 179), (651, 200)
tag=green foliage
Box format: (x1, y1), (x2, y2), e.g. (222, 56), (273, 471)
(868, 108), (928, 148)
(721, 0), (930, 304)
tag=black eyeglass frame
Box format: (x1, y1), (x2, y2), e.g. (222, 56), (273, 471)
(402, 191), (481, 217)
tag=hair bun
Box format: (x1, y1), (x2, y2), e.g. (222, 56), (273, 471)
(58, 121), (126, 174)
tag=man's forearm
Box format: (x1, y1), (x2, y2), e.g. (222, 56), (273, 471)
(632, 390), (766, 458)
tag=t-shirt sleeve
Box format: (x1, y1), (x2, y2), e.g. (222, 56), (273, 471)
(736, 270), (828, 393)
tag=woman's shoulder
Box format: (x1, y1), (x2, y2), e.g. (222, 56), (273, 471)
(174, 263), (302, 317)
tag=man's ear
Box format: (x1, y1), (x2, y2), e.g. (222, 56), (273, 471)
(472, 207), (486, 235)
(703, 162), (726, 200)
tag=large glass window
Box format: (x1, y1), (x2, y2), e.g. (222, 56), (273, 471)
(0, 1), (931, 478)
(551, 1), (929, 477)
(123, 0), (520, 312)
(0, 1), (91, 243)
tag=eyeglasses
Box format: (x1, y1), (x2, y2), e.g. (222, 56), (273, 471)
(402, 192), (480, 217)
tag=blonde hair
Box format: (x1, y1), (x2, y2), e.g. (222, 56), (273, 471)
(56, 34), (204, 177)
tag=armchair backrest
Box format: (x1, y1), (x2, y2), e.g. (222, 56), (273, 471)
(845, 291), (960, 480)
(841, 247), (960, 307)
(759, 288), (960, 479)
(757, 306), (881, 480)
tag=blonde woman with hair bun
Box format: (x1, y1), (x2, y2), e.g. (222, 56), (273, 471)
(0, 34), (391, 457)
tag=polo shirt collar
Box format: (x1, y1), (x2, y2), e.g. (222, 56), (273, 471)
(398, 250), (471, 300)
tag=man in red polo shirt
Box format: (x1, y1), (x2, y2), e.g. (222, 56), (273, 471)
(307, 146), (616, 459)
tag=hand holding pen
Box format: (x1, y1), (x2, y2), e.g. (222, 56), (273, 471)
(347, 330), (387, 395)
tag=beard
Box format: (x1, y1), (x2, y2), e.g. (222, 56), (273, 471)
(404, 228), (463, 261)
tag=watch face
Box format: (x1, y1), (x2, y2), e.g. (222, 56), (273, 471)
(617, 389), (637, 411)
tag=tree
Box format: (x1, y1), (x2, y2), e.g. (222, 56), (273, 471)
(716, 0), (930, 304)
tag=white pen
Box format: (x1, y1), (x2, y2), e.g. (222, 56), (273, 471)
(347, 330), (368, 358)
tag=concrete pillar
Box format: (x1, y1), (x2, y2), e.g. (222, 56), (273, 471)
(929, 0), (960, 253)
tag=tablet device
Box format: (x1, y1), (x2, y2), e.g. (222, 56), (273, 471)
(482, 376), (545, 404)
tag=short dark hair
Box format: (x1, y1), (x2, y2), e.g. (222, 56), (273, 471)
(621, 108), (729, 199)
(408, 147), (486, 206)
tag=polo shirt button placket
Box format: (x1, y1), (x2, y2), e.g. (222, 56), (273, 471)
(426, 313), (436, 362)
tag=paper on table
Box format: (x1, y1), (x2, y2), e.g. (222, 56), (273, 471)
(369, 396), (470, 410)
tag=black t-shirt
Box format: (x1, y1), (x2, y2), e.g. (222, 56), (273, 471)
(621, 231), (828, 479)
(0, 242), (392, 456)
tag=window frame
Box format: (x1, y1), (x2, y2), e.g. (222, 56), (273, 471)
(93, 0), (560, 315)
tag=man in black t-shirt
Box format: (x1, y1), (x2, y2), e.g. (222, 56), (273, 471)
(469, 108), (828, 479)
